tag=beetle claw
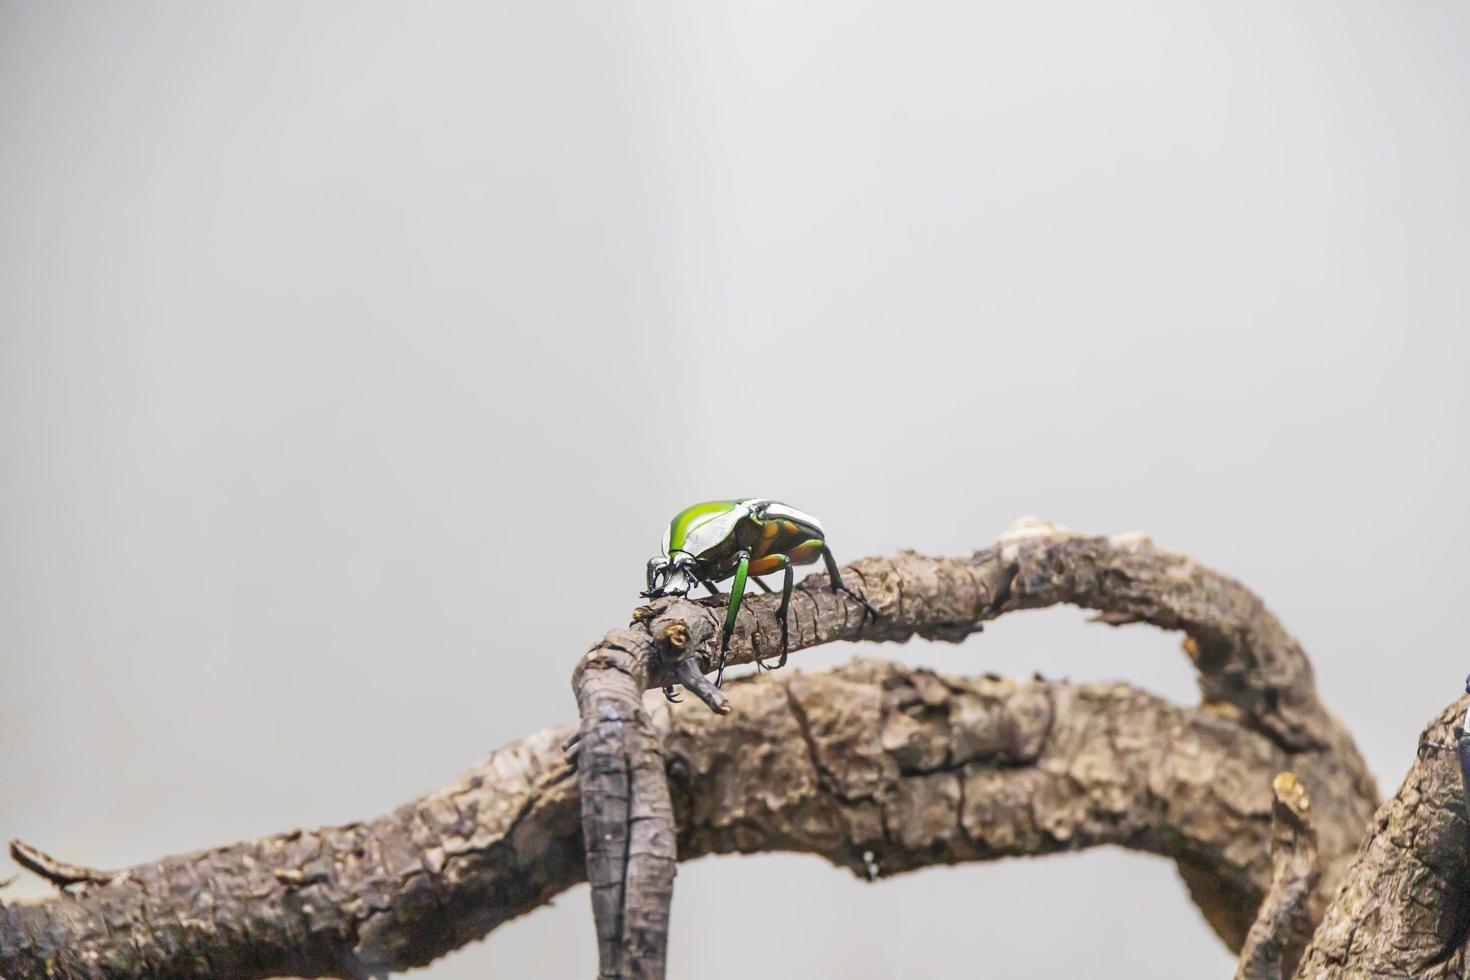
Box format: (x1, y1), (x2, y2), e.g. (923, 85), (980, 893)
(753, 646), (787, 673)
(838, 585), (878, 623)
(759, 623), (789, 672)
(663, 685), (683, 703)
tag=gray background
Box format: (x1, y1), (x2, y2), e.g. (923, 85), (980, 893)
(2, 2), (1466, 977)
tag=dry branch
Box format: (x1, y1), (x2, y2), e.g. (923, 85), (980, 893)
(2, 521), (1392, 979)
(1235, 772), (1320, 980)
(7, 842), (115, 889)
(0, 659), (1373, 980)
(1292, 695), (1470, 978)
(570, 520), (1378, 977)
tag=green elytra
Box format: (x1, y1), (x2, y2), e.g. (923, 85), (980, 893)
(643, 499), (875, 697)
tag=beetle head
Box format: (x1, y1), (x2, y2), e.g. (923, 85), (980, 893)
(643, 552), (699, 598)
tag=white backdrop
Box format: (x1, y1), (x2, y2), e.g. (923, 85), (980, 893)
(3, 3), (1467, 977)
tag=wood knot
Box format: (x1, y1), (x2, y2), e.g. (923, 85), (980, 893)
(1181, 635), (1200, 662)
(1272, 771), (1311, 822)
(1199, 699), (1245, 724)
(663, 622), (689, 649)
(274, 867), (329, 887)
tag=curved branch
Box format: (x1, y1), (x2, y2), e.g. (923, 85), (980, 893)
(0, 660), (1374, 980)
(633, 519), (1345, 749)
(1293, 695), (1470, 978)
(571, 520), (1377, 976)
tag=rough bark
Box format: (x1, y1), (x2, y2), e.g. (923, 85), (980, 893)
(1236, 772), (1320, 980)
(573, 651), (677, 980)
(1292, 696), (1470, 979)
(0, 660), (1373, 979)
(3, 521), (1399, 979)
(570, 519), (1378, 977)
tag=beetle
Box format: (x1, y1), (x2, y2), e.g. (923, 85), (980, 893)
(642, 499), (875, 693)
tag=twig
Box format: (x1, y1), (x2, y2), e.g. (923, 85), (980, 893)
(8, 840), (115, 888)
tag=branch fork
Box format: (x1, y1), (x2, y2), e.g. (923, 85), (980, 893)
(568, 518), (1376, 978)
(3, 518), (1415, 980)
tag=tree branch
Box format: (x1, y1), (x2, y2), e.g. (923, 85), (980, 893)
(0, 658), (1375, 980)
(1292, 695), (1470, 978)
(570, 519), (1377, 977)
(1235, 772), (1320, 980)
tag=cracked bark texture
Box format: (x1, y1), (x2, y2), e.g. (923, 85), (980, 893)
(1235, 772), (1320, 980)
(1292, 696), (1470, 979)
(0, 659), (1374, 979)
(571, 519), (1378, 977)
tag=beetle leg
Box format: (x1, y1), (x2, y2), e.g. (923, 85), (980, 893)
(744, 555), (793, 670)
(663, 685), (682, 704)
(773, 559), (795, 668)
(751, 555), (795, 670)
(822, 545), (877, 623)
(752, 577), (774, 594)
(715, 550), (750, 688)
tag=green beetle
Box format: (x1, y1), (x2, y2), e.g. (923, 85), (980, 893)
(642, 499), (874, 691)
